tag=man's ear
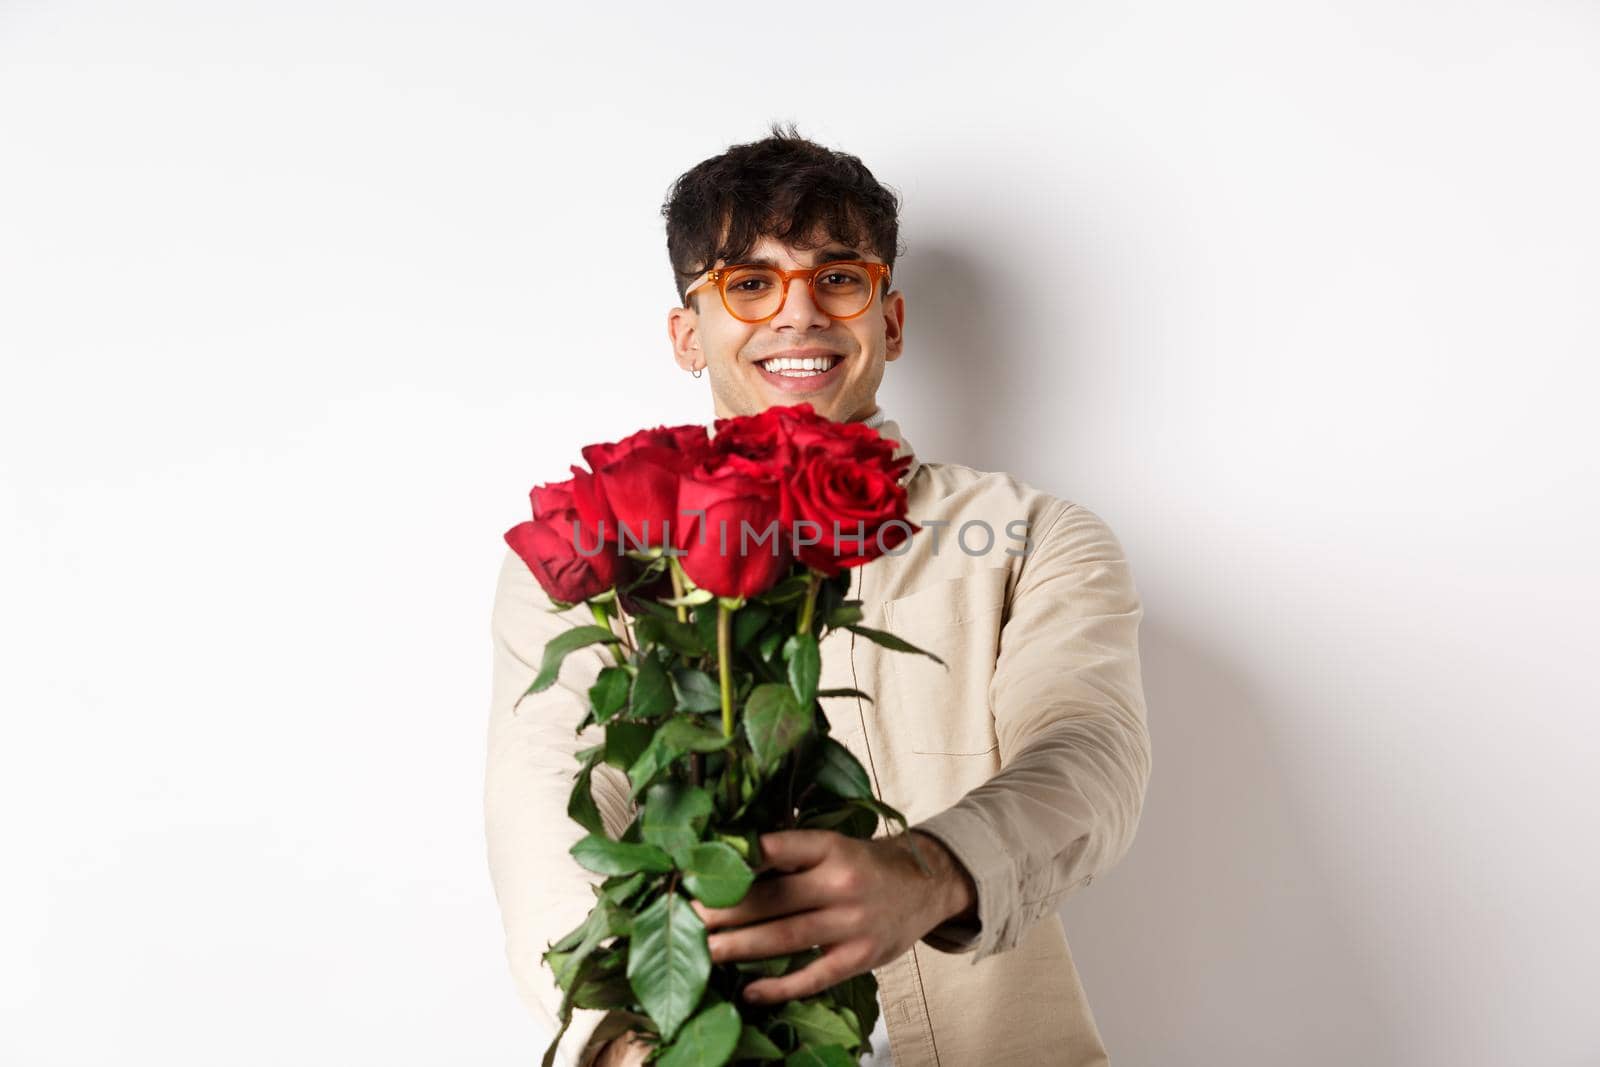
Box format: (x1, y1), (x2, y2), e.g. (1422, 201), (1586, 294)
(882, 289), (906, 363)
(667, 303), (702, 373)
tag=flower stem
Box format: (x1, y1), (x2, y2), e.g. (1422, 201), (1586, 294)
(718, 600), (734, 738)
(589, 601), (624, 666)
(797, 570), (823, 635)
(668, 556), (689, 625)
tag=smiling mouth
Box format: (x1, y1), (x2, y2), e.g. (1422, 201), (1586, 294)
(754, 354), (843, 379)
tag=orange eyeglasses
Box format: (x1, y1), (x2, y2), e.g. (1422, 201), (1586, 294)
(684, 260), (892, 323)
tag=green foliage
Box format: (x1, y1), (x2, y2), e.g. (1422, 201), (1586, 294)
(680, 842), (754, 908)
(627, 891), (711, 1043)
(784, 634), (820, 710)
(743, 684), (808, 775)
(640, 781), (713, 862)
(631, 654), (674, 719)
(777, 1000), (862, 1053)
(656, 1001), (741, 1067)
(570, 835), (673, 877)
(845, 624), (947, 666)
(671, 667), (723, 713)
(539, 564), (933, 1067)
(525, 625), (621, 694)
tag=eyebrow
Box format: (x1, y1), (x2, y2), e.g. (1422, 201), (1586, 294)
(731, 247), (864, 269)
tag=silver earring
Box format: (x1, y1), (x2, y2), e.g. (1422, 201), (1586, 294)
(692, 367), (703, 379)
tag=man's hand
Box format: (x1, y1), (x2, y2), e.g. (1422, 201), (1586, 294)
(687, 828), (978, 1005)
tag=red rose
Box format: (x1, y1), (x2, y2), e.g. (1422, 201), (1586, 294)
(581, 424), (710, 549)
(674, 454), (791, 598)
(707, 408), (789, 472)
(504, 508), (620, 604)
(528, 477), (576, 519)
(779, 449), (917, 575)
(709, 403), (837, 471)
(581, 424), (711, 470)
(786, 418), (903, 470)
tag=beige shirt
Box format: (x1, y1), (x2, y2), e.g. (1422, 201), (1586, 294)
(484, 412), (1151, 1066)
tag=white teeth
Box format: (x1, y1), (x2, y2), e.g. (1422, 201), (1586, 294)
(760, 355), (838, 373)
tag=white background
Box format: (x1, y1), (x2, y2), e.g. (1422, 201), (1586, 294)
(3, 2), (1596, 1064)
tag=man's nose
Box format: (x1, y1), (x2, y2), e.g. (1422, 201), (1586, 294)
(771, 274), (832, 330)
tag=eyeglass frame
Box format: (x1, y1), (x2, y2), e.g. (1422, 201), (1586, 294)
(682, 259), (893, 323)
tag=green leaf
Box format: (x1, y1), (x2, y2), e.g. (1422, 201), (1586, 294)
(589, 667), (631, 723)
(757, 628), (785, 661)
(693, 601), (719, 650)
(823, 601), (864, 628)
(759, 574), (812, 605)
(569, 834), (673, 876)
(626, 731), (674, 800)
(813, 737), (873, 801)
(631, 655), (674, 719)
(784, 633), (820, 710)
(602, 871), (648, 906)
(782, 1044), (855, 1066)
(800, 803), (878, 839)
(571, 968), (635, 1011)
(732, 953), (791, 977)
(628, 598), (680, 622)
(661, 586), (715, 608)
(547, 913), (589, 954)
(567, 761), (606, 836)
(777, 1000), (859, 1052)
(543, 897), (627, 990)
(604, 720), (653, 771)
(836, 972), (881, 1046)
(671, 667), (723, 713)
(525, 625), (621, 694)
(715, 830), (758, 862)
(844, 625), (946, 667)
(658, 715), (734, 754)
(732, 602), (772, 650)
(656, 1001), (741, 1067)
(627, 891), (711, 1044)
(743, 683), (810, 775)
(635, 614), (708, 657)
(815, 687), (873, 703)
(640, 781), (713, 860)
(681, 842), (754, 908)
(732, 1024), (785, 1061)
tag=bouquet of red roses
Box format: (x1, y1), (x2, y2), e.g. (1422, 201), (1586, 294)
(504, 402), (943, 1067)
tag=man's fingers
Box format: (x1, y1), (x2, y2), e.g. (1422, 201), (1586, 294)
(690, 863), (833, 931)
(753, 829), (839, 874)
(739, 940), (869, 1005)
(706, 905), (858, 966)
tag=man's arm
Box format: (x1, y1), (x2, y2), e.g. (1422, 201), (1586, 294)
(484, 546), (644, 1067)
(910, 501), (1151, 964)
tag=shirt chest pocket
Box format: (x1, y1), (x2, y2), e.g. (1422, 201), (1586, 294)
(880, 566), (1011, 756)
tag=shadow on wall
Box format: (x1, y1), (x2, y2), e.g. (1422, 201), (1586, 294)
(879, 240), (1058, 476)
(1057, 617), (1406, 1065)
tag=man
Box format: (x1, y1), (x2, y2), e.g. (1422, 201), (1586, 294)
(484, 124), (1151, 1066)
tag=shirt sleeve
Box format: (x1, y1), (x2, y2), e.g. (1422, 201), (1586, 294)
(484, 545), (643, 1067)
(909, 501), (1151, 964)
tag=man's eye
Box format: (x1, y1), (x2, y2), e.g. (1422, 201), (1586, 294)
(819, 272), (862, 288)
(730, 278), (771, 292)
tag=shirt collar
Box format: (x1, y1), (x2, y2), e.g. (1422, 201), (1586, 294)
(865, 409), (919, 488)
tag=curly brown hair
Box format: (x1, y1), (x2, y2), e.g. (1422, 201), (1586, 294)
(661, 121), (905, 310)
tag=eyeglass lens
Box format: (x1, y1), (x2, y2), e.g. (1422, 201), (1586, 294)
(723, 264), (875, 321)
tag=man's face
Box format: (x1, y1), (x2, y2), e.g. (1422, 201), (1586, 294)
(668, 234), (905, 423)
